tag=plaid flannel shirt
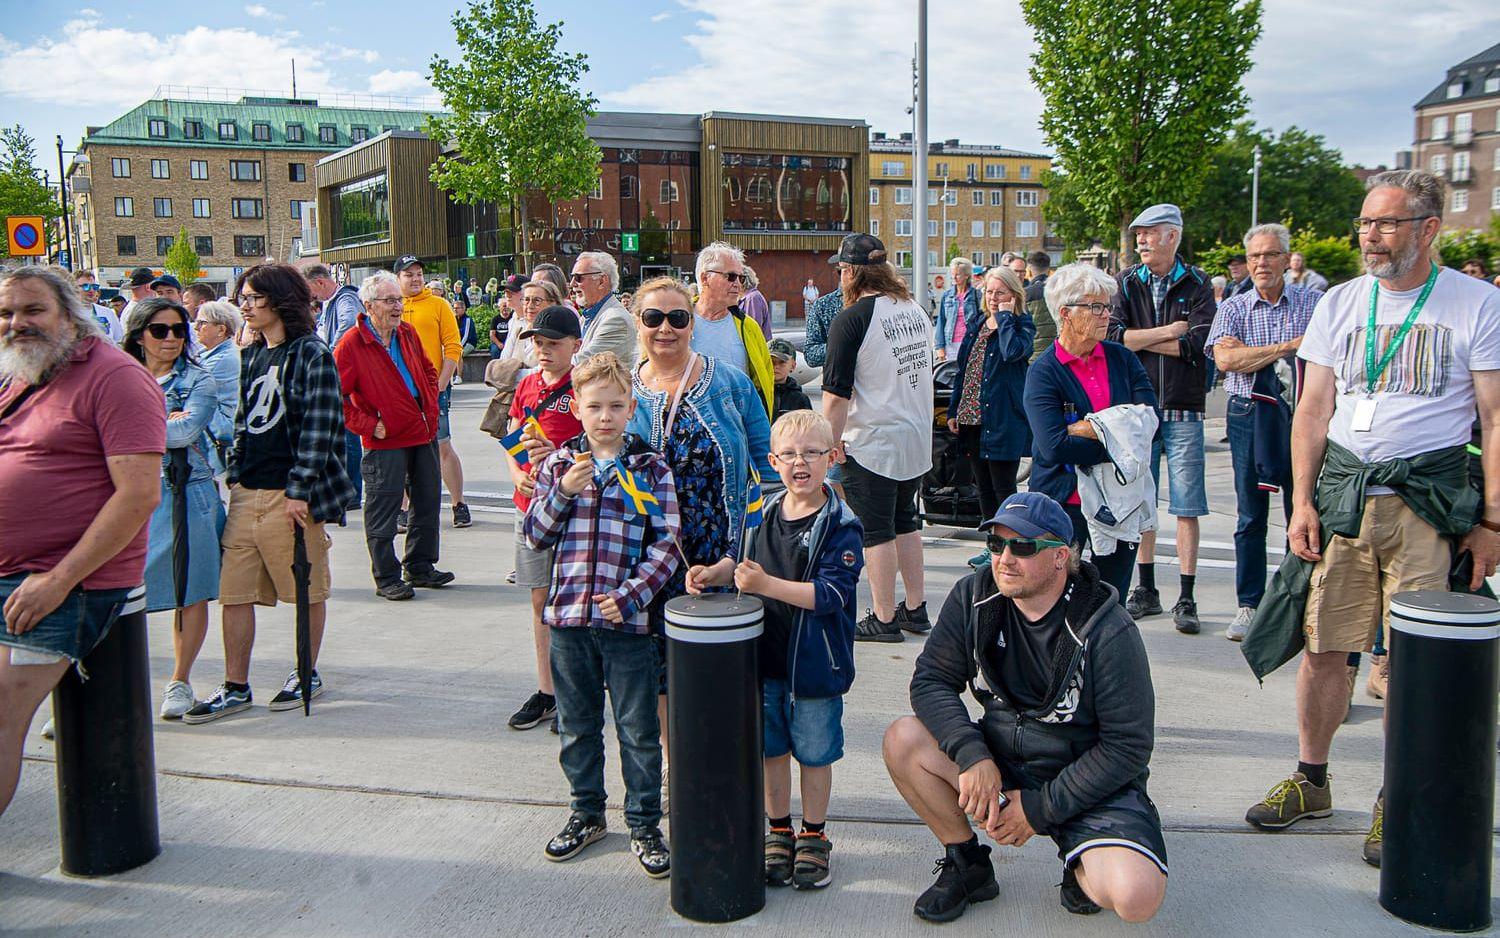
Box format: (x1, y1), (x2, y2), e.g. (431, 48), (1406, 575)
(1205, 284), (1322, 399)
(523, 437), (682, 634)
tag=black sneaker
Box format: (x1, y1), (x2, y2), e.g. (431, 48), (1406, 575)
(181, 684), (252, 725)
(508, 691), (557, 730)
(404, 567), (456, 588)
(268, 669), (324, 712)
(630, 826), (671, 879)
(1060, 864), (1102, 915)
(1125, 586), (1162, 619)
(395, 510), (409, 534)
(544, 813), (607, 862)
(854, 610), (904, 643)
(453, 503), (472, 528)
(376, 581), (415, 601)
(895, 601), (931, 635)
(913, 842), (999, 923)
(1173, 598), (1200, 635)
(550, 715), (560, 735)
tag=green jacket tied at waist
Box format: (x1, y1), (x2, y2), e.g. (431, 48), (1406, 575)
(1240, 441), (1481, 681)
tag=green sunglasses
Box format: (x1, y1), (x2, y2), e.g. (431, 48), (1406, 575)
(986, 535), (1067, 558)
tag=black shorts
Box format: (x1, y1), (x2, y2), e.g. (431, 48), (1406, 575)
(842, 453), (921, 547)
(1049, 784), (1169, 875)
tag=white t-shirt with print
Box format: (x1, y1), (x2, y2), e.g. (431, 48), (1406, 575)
(1298, 266), (1500, 463)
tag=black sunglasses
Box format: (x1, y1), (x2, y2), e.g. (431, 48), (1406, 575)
(145, 322), (189, 340)
(706, 269), (746, 284)
(641, 307), (692, 329)
(986, 535), (1067, 558)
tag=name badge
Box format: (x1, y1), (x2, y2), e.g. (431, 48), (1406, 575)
(1351, 397), (1377, 433)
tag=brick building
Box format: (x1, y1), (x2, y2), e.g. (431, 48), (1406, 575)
(1410, 41), (1500, 231)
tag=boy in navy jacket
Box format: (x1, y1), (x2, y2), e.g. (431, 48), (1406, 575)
(688, 409), (863, 892)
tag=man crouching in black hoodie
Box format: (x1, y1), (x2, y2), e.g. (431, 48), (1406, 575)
(883, 491), (1166, 924)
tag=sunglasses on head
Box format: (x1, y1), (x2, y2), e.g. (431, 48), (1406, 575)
(145, 322), (189, 340)
(986, 535), (1067, 558)
(641, 307), (692, 329)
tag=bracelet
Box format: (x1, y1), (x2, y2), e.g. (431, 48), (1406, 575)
(1480, 518), (1500, 534)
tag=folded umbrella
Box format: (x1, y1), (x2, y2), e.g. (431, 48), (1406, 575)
(291, 525), (313, 716)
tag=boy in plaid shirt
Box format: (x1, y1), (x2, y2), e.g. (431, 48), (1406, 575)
(523, 352), (680, 878)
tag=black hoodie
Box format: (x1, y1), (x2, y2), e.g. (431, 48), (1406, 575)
(909, 563), (1156, 835)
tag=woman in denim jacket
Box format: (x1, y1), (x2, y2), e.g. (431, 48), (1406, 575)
(123, 299), (228, 721)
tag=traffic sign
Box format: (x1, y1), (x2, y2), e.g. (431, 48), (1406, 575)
(466, 232), (476, 258)
(621, 232), (639, 253)
(6, 216), (46, 257)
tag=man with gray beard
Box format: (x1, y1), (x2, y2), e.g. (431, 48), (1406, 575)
(1242, 170), (1500, 868)
(0, 265), (165, 818)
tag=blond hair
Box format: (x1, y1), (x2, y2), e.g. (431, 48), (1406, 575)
(770, 409), (835, 448)
(630, 276), (693, 315)
(571, 350), (632, 395)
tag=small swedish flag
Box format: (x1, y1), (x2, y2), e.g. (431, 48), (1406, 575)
(617, 465), (666, 519)
(500, 408), (551, 468)
(744, 467), (764, 528)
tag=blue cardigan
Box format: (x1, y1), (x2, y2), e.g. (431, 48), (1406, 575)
(948, 311), (1035, 461)
(1023, 340), (1157, 505)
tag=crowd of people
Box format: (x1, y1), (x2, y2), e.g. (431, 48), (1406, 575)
(2, 167), (1499, 925)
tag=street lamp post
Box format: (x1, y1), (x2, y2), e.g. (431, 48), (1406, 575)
(55, 135), (76, 271)
(1249, 144), (1262, 228)
(912, 0), (928, 306)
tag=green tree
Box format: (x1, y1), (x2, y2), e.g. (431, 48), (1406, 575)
(1290, 230), (1359, 284)
(164, 225), (200, 284)
(0, 124), (61, 258)
(427, 0), (602, 272)
(944, 240), (965, 264)
(1435, 227), (1499, 272)
(1040, 169), (1116, 253)
(1021, 0), (1262, 257)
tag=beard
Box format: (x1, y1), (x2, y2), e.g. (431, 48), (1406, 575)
(0, 325), (77, 386)
(1363, 236), (1424, 281)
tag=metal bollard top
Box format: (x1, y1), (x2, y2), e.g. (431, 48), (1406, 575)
(1389, 590), (1500, 641)
(664, 593), (764, 644)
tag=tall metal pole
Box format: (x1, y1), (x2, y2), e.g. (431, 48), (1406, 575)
(912, 0), (928, 305)
(1250, 144), (1262, 228)
(55, 136), (75, 270)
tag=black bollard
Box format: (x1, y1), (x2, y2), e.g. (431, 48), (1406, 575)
(666, 593), (765, 923)
(1379, 590), (1500, 931)
(52, 592), (161, 877)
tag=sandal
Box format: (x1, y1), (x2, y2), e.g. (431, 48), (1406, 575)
(793, 831), (833, 890)
(765, 827), (795, 887)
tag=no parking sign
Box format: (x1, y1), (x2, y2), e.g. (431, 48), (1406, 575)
(5, 216), (46, 257)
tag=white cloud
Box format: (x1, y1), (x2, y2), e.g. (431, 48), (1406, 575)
(650, 11), (671, 22)
(244, 4), (282, 20)
(368, 69), (434, 97)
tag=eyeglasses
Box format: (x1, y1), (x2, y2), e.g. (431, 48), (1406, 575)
(237, 292), (267, 307)
(192, 319), (217, 330)
(1247, 251), (1287, 263)
(986, 535), (1068, 558)
(1353, 216), (1433, 235)
(521, 294), (547, 306)
(79, 283), (100, 292)
(705, 269), (746, 284)
(641, 307), (692, 329)
(144, 322), (189, 340)
(371, 296), (403, 307)
(772, 447), (832, 464)
(1065, 302), (1111, 317)
(568, 270), (603, 282)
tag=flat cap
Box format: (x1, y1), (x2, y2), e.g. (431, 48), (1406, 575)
(1128, 203), (1183, 229)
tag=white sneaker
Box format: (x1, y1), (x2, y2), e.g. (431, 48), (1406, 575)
(160, 680), (195, 720)
(1225, 607), (1254, 642)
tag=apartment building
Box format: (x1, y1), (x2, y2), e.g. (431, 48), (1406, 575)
(1410, 41), (1500, 231)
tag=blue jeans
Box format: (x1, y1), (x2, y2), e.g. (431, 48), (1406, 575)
(345, 430), (364, 502)
(550, 626), (662, 830)
(0, 575), (135, 663)
(1227, 397), (1293, 609)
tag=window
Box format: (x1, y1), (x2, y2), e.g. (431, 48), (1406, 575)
(114, 196), (133, 216)
(927, 219), (938, 237)
(1432, 115), (1450, 139)
(116, 235), (136, 256)
(1492, 187), (1500, 210)
(1431, 153), (1448, 174)
(1453, 189), (1468, 213)
(289, 163), (306, 182)
(153, 197), (172, 217)
(150, 158), (169, 179)
(944, 189), (957, 205)
(329, 173), (390, 248)
(966, 162), (978, 179)
(111, 157), (130, 177)
(192, 198), (210, 218)
(881, 160), (905, 176)
(1495, 146), (1500, 171)
(1487, 76), (1500, 94)
(231, 198), (264, 219)
(252, 122), (271, 142)
(194, 236), (213, 256)
(870, 219), (879, 236)
(895, 187), (912, 204)
(869, 186), (879, 205)
(984, 164), (1005, 179)
(290, 200), (304, 220)
(319, 124), (337, 144)
(620, 175), (636, 199)
(944, 220), (957, 237)
(1016, 189), (1039, 207)
(234, 235), (266, 257)
(148, 118), (168, 138)
(156, 236), (174, 255)
(286, 123), (305, 143)
(1456, 112), (1473, 133)
(895, 251), (912, 268)
(1455, 151), (1471, 176)
(971, 220), (985, 238)
(990, 190), (1003, 206)
(927, 188), (939, 206)
(1019, 164), (1032, 180)
(927, 251), (939, 266)
(659, 179), (680, 203)
(351, 126), (369, 143)
(935, 162), (949, 177)
(183, 119), (202, 139)
(218, 120), (237, 140)
(971, 190), (983, 206)
(1447, 81), (1465, 99)
(971, 251), (983, 265)
(895, 219), (913, 236)
(990, 252), (1004, 266)
(587, 178), (603, 200)
(990, 220), (1003, 237)
(229, 160), (262, 181)
(1016, 220), (1038, 238)
(190, 159), (208, 180)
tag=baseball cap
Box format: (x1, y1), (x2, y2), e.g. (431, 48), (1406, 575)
(518, 305), (582, 341)
(828, 232), (888, 266)
(393, 254), (423, 273)
(127, 267), (155, 287)
(767, 338), (796, 362)
(504, 274), (530, 293)
(150, 274), (182, 291)
(978, 492), (1074, 542)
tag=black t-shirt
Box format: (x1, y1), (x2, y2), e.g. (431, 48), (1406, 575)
(237, 342), (296, 490)
(987, 590), (1069, 712)
(820, 295), (876, 400)
(755, 505), (819, 681)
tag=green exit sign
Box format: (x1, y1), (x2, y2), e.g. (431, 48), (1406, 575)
(621, 232), (639, 253)
(465, 232), (476, 257)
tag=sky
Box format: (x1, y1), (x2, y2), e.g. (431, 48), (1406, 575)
(0, 1), (1496, 176)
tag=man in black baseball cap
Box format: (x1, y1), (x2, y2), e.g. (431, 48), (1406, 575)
(394, 254), (423, 274)
(504, 273), (530, 295)
(518, 305), (582, 341)
(122, 266), (155, 317)
(828, 232), (889, 267)
(150, 273), (183, 302)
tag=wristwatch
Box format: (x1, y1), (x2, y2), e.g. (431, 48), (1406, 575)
(1480, 518), (1500, 533)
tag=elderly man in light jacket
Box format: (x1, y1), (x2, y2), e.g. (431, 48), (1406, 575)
(569, 251), (636, 365)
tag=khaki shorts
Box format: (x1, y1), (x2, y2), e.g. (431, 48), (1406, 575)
(1303, 495), (1450, 654)
(219, 486), (333, 607)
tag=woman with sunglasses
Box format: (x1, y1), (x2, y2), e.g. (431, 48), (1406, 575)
(122, 298), (226, 721)
(192, 300), (244, 468)
(1022, 263), (1157, 599)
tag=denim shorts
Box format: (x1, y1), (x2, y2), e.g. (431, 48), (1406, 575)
(762, 678), (844, 767)
(1148, 419), (1208, 518)
(437, 388), (453, 442)
(0, 575), (140, 664)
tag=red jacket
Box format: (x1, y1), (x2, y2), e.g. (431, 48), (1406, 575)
(334, 315), (440, 450)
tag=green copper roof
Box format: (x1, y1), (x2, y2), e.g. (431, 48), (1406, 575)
(83, 96), (447, 150)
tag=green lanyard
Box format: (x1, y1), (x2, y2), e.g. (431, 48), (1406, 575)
(1365, 264), (1438, 394)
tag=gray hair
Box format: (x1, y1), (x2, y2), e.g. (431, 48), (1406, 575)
(1044, 262), (1118, 319)
(1211, 275), (1227, 290)
(742, 264), (759, 290)
(195, 299), (243, 335)
(303, 263), (334, 282)
(694, 241), (746, 284)
(950, 256), (973, 274)
(359, 270), (401, 304)
(0, 265), (100, 337)
(1243, 222), (1291, 253)
(575, 251), (620, 292)
(1366, 169), (1445, 221)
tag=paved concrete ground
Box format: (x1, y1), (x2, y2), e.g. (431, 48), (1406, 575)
(4, 384), (1498, 936)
